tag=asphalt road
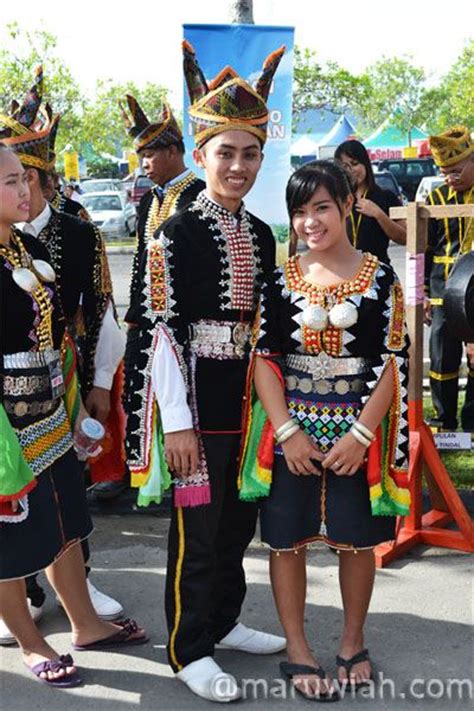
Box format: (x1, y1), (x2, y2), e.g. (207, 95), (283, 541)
(1, 515), (472, 710)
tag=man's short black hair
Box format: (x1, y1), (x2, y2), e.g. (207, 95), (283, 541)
(36, 168), (51, 191)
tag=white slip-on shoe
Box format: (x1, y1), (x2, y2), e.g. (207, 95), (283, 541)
(176, 656), (241, 703)
(217, 622), (286, 654)
(0, 600), (43, 646)
(57, 579), (124, 620)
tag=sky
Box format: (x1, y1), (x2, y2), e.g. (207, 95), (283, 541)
(2, 0), (473, 106)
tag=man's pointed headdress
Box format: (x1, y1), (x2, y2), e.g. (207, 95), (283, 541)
(119, 95), (182, 152)
(182, 41), (285, 148)
(0, 66), (60, 171)
(429, 126), (473, 168)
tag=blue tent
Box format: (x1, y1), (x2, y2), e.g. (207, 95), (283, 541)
(318, 115), (357, 147)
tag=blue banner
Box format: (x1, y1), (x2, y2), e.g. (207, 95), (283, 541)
(183, 24), (294, 239)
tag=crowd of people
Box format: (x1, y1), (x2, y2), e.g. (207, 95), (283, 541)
(0, 40), (472, 703)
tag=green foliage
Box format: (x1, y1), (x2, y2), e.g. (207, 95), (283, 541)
(293, 41), (473, 139)
(271, 223), (289, 243)
(0, 23), (168, 161)
(80, 79), (169, 156)
(0, 23), (84, 151)
(84, 156), (122, 179)
(293, 47), (370, 128)
(356, 56), (428, 142)
(423, 39), (474, 132)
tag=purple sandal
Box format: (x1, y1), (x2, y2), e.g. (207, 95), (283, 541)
(73, 618), (149, 651)
(27, 653), (83, 687)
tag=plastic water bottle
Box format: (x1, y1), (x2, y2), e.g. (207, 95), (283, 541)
(74, 417), (105, 461)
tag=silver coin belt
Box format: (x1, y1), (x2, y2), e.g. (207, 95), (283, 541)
(285, 353), (370, 396)
(285, 375), (365, 396)
(4, 399), (56, 418)
(189, 320), (251, 359)
(285, 353), (369, 379)
(3, 374), (51, 396)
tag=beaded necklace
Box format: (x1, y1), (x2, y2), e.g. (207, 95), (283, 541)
(193, 191), (260, 311)
(145, 173), (199, 241)
(0, 230), (54, 350)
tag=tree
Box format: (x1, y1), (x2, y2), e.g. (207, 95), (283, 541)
(356, 56), (429, 143)
(293, 47), (370, 127)
(423, 40), (474, 131)
(80, 79), (169, 156)
(0, 23), (84, 152)
(229, 0), (254, 23)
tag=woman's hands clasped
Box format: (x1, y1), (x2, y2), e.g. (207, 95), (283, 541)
(321, 431), (367, 476)
(281, 429), (324, 475)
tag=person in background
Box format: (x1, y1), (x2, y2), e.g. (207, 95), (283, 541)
(335, 139), (406, 264)
(89, 98), (205, 503)
(424, 126), (474, 431)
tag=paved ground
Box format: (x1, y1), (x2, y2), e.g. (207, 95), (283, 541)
(1, 512), (472, 710)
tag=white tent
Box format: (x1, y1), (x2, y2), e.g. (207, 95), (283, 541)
(291, 135), (319, 158)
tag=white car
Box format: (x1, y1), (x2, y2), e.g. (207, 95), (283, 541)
(415, 176), (445, 203)
(81, 191), (136, 239)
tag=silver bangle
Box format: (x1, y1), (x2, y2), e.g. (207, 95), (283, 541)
(275, 423), (300, 444)
(350, 427), (371, 448)
(274, 418), (297, 441)
(353, 421), (375, 441)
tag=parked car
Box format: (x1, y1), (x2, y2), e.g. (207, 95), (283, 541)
(81, 191), (136, 239)
(127, 175), (154, 206)
(81, 179), (122, 194)
(373, 169), (407, 205)
(376, 158), (438, 201)
(415, 176), (445, 203)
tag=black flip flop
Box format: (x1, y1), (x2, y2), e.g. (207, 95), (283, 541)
(336, 648), (373, 692)
(280, 662), (340, 702)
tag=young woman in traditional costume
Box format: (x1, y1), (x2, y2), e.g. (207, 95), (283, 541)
(0, 145), (147, 687)
(334, 139), (406, 264)
(239, 161), (410, 700)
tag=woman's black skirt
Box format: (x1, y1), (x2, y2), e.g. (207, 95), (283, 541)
(0, 447), (93, 580)
(260, 376), (396, 551)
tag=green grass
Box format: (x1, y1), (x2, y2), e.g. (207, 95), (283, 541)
(423, 397), (473, 489)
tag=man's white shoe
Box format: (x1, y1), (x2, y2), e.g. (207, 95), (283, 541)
(57, 579), (124, 620)
(0, 600), (43, 646)
(217, 622), (286, 654)
(176, 656), (241, 703)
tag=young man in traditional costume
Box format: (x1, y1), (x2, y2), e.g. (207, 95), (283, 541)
(425, 126), (474, 431)
(128, 43), (287, 702)
(0, 68), (125, 643)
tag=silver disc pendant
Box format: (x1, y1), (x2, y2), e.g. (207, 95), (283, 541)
(302, 304), (328, 331)
(328, 302), (358, 329)
(32, 259), (56, 283)
(12, 267), (40, 293)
